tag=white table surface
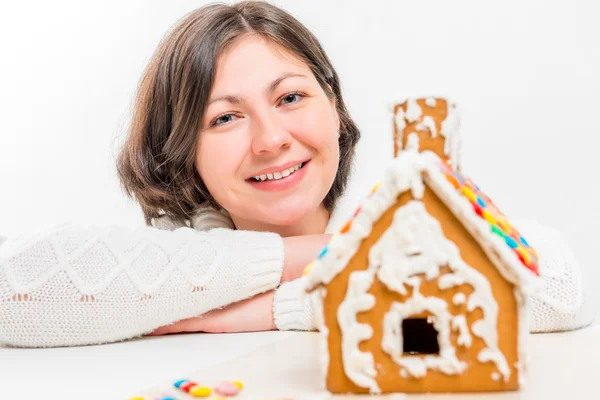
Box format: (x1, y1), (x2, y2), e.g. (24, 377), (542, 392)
(0, 330), (297, 399)
(1, 326), (599, 400)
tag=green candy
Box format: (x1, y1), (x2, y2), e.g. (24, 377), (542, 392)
(491, 225), (505, 238)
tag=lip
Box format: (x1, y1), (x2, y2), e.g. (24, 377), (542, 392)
(247, 160), (310, 192)
(248, 159), (310, 179)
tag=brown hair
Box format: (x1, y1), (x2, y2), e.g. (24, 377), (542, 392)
(117, 1), (361, 225)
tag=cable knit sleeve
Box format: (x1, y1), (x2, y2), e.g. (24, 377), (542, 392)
(513, 219), (594, 332)
(0, 223), (283, 348)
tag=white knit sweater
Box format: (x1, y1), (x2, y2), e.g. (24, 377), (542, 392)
(0, 201), (593, 347)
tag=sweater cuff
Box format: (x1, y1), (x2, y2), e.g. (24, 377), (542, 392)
(273, 277), (316, 331)
(224, 229), (285, 297)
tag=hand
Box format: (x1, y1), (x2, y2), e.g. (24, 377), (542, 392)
(148, 290), (276, 335)
(281, 234), (331, 283)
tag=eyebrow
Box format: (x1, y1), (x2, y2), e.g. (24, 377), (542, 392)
(207, 72), (308, 106)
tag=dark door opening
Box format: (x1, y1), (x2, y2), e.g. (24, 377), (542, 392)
(402, 318), (440, 355)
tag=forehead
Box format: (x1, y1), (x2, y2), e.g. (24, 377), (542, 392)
(212, 35), (312, 91)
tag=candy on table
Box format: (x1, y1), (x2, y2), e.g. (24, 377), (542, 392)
(214, 381), (241, 396)
(173, 379), (211, 397)
(173, 379), (244, 398)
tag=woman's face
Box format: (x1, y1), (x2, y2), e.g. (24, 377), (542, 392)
(196, 35), (340, 231)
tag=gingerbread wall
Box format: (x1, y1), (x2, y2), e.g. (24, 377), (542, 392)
(323, 186), (520, 393)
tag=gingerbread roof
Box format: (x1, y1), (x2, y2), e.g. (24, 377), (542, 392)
(305, 149), (540, 293)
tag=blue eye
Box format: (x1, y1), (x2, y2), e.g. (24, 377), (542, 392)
(280, 93), (304, 106)
(212, 113), (236, 126)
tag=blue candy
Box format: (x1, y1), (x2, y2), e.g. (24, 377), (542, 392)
(505, 236), (518, 248)
(476, 196), (485, 208)
(318, 246), (328, 259)
(173, 380), (187, 388)
(520, 236), (529, 246)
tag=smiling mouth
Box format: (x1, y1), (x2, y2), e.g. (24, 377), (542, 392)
(249, 161), (308, 182)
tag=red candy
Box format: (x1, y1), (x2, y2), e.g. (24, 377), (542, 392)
(180, 382), (196, 392)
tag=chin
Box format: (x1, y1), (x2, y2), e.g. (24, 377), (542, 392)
(263, 202), (315, 226)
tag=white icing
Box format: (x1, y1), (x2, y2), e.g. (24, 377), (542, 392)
(394, 107), (407, 153)
(478, 348), (511, 382)
(453, 292), (466, 305)
(381, 280), (467, 379)
(438, 274), (464, 289)
(406, 132), (420, 152)
(416, 116), (437, 138)
(492, 372), (501, 381)
(337, 270), (380, 393)
(425, 97), (437, 107)
(440, 102), (462, 168)
(451, 315), (472, 347)
(404, 98), (423, 123)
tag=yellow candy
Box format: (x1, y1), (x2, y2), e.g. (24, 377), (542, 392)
(516, 247), (532, 264)
(232, 380), (244, 389)
(189, 385), (212, 397)
(497, 216), (510, 233)
(482, 209), (496, 225)
(371, 180), (382, 194)
(530, 247), (539, 259)
(303, 261), (315, 276)
(460, 186), (476, 202)
(128, 397), (144, 400)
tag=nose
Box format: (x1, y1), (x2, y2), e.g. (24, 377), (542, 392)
(250, 110), (292, 156)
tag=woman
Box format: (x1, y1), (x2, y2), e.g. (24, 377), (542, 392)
(0, 1), (591, 347)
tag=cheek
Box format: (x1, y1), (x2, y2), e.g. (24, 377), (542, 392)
(287, 103), (339, 155)
(196, 134), (246, 191)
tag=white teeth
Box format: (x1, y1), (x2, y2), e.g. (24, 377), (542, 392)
(253, 162), (304, 181)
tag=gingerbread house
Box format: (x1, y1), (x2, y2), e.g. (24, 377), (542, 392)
(304, 98), (540, 394)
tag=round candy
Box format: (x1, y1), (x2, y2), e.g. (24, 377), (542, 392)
(173, 379), (188, 388)
(215, 381), (240, 396)
(189, 385), (212, 397)
(232, 381), (244, 389)
(461, 186), (476, 202)
(472, 202), (483, 217)
(482, 209), (496, 225)
(516, 247), (532, 265)
(445, 173), (461, 189)
(371, 180), (381, 194)
(180, 382), (197, 392)
(504, 236), (518, 249)
(491, 224), (504, 238)
(476, 196), (486, 208)
(318, 246), (328, 259)
(340, 219), (352, 234)
(303, 261), (315, 276)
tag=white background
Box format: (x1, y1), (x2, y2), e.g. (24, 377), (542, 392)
(0, 1), (598, 312)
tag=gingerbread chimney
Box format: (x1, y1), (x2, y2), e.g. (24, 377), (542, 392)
(393, 97), (462, 170)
